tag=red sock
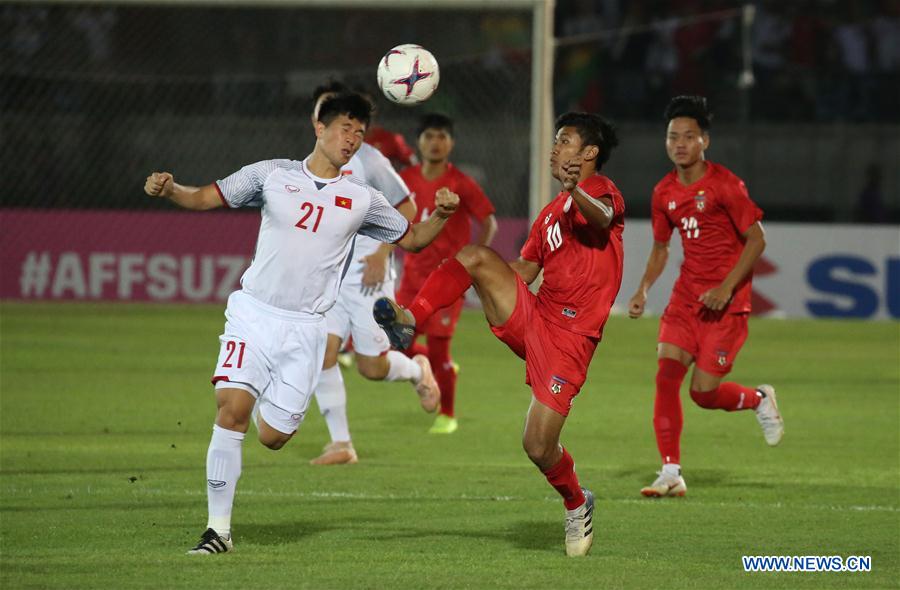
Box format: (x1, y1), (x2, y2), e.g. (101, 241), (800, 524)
(408, 258), (471, 326)
(403, 341), (429, 359)
(654, 358), (688, 465)
(542, 448), (585, 510)
(690, 382), (761, 411)
(427, 336), (456, 418)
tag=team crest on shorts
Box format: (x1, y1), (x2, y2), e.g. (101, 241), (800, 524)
(695, 191), (706, 211)
(716, 349), (728, 366)
(668, 201), (676, 210)
(549, 375), (567, 395)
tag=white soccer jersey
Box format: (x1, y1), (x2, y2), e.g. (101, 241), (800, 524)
(215, 158), (410, 314)
(340, 143), (410, 284)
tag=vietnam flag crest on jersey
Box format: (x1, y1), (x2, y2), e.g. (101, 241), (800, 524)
(335, 196), (352, 209)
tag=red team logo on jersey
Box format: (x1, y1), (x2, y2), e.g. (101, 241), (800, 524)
(335, 196), (352, 209)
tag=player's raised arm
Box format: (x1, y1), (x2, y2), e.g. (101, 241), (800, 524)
(563, 158), (615, 231)
(144, 172), (224, 210)
(396, 187), (459, 253)
(628, 241), (670, 318)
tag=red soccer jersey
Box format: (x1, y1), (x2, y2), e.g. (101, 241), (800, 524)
(400, 163), (495, 288)
(365, 126), (416, 168)
(651, 161), (763, 313)
(520, 174), (626, 338)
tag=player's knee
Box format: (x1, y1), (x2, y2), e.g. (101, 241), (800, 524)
(215, 406), (250, 432)
(522, 437), (555, 467)
(456, 244), (489, 270)
(258, 430), (292, 450)
(689, 388), (718, 409)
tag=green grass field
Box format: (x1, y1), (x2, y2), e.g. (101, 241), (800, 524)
(1, 302), (898, 589)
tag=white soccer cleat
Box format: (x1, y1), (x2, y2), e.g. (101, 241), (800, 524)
(412, 354), (440, 413)
(310, 440), (358, 465)
(187, 528), (233, 555)
(755, 384), (783, 446)
(564, 489), (595, 557)
(640, 470), (687, 498)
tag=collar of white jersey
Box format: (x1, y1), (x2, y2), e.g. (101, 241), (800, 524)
(300, 157), (347, 185)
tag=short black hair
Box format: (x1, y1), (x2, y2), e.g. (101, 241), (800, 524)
(554, 112), (619, 170)
(664, 95), (712, 130)
(317, 92), (374, 128)
(416, 113), (454, 138)
(311, 80), (349, 104)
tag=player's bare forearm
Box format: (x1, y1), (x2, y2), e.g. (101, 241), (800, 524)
(570, 187), (613, 232)
(169, 184), (224, 210)
(477, 214), (498, 246)
(398, 214), (448, 253)
(510, 258), (540, 285)
(721, 223), (766, 291)
(145, 172), (223, 210)
(638, 242), (670, 295)
(629, 241), (668, 318)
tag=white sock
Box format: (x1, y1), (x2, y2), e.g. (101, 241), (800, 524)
(206, 424), (245, 538)
(662, 463), (681, 476)
(384, 350), (423, 383)
(315, 365), (350, 443)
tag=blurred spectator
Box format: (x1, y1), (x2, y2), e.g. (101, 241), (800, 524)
(855, 164), (888, 224)
(831, 2), (875, 120)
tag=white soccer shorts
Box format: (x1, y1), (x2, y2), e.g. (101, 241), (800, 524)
(211, 290), (326, 435)
(325, 279), (394, 357)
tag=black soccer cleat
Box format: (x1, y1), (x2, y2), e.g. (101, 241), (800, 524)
(373, 297), (416, 350)
(186, 528), (233, 555)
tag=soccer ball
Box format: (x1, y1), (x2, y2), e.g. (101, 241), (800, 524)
(377, 44), (440, 106)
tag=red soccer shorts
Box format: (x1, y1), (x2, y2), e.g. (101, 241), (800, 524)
(396, 282), (465, 338)
(658, 301), (750, 376)
(490, 276), (598, 416)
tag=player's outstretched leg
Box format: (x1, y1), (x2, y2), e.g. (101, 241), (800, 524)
(688, 370), (784, 446)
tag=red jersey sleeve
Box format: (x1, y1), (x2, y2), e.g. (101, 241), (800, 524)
(651, 185), (674, 243)
(459, 174), (495, 220)
(520, 217), (543, 264)
(722, 178), (763, 234)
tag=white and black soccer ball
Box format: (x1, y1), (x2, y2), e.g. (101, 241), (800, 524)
(377, 44), (440, 106)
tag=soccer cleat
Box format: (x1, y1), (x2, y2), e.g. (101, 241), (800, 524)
(428, 413), (458, 434)
(564, 489), (595, 557)
(373, 297), (416, 350)
(755, 384), (784, 446)
(186, 528), (233, 555)
(640, 470), (687, 498)
(310, 440), (358, 465)
(412, 355), (440, 413)
(451, 361), (460, 375)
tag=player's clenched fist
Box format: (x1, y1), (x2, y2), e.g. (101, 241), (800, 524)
(145, 172), (174, 198)
(561, 157), (582, 192)
(627, 291), (646, 319)
(434, 187), (460, 218)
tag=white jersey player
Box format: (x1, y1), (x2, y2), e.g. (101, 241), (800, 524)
(143, 92), (459, 555)
(308, 82), (440, 466)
